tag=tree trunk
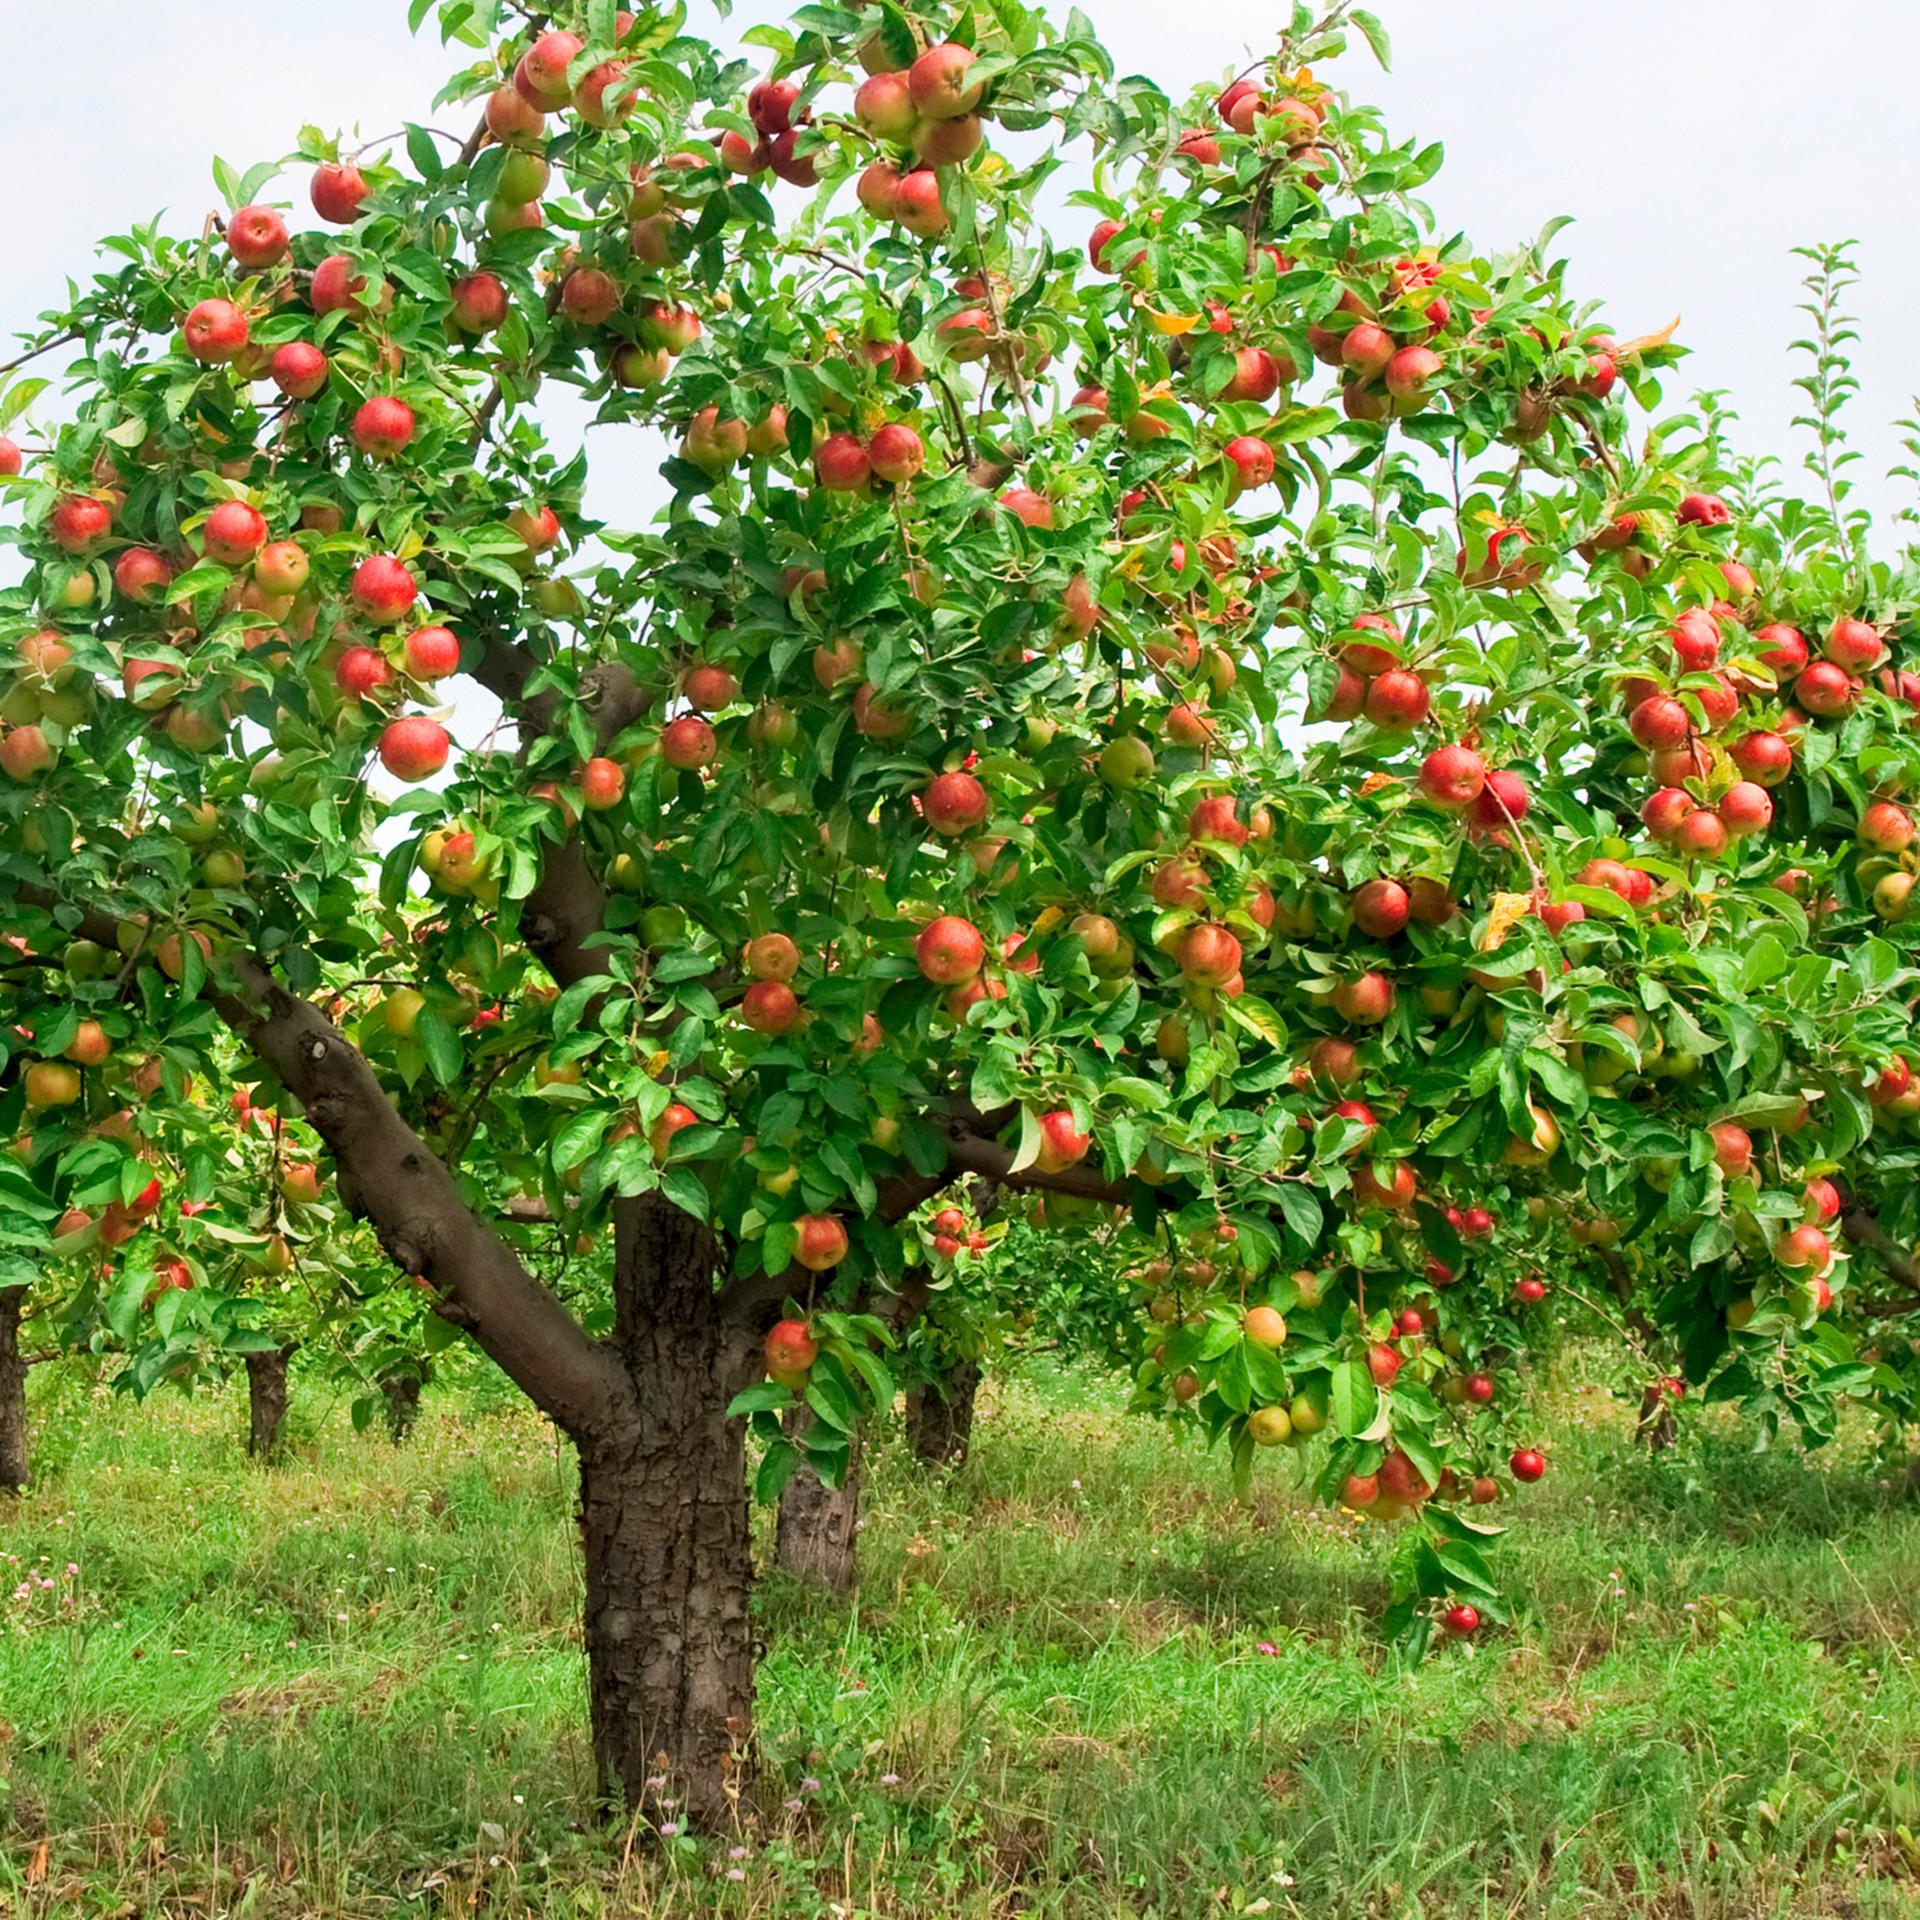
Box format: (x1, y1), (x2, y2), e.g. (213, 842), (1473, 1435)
(906, 1358), (980, 1465)
(245, 1348), (291, 1458)
(774, 1410), (862, 1594)
(0, 1287), (28, 1494)
(579, 1194), (758, 1829)
(380, 1370), (424, 1441)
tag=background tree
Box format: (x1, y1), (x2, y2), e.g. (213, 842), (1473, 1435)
(0, 0), (1913, 1834)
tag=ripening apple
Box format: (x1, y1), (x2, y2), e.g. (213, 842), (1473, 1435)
(1858, 800), (1914, 852)
(855, 70), (917, 139)
(579, 757), (626, 811)
(1825, 615), (1883, 670)
(908, 42), (983, 119)
(485, 82), (544, 146)
(202, 513), (273, 583)
(765, 1317), (818, 1381)
(913, 113), (983, 166)
(1796, 660), (1856, 716)
(1034, 1108), (1092, 1173)
(1220, 346), (1282, 403)
(269, 340), (329, 399)
(747, 700), (796, 748)
(1363, 668), (1429, 730)
(383, 987), (426, 1037)
(650, 1101), (698, 1161)
(378, 716), (450, 782)
(335, 646), (394, 700)
(741, 981), (804, 1034)
(1715, 782), (1772, 839)
(1178, 923), (1242, 987)
(916, 914), (985, 985)
(310, 160), (369, 223)
(1350, 878), (1410, 939)
(1775, 1224), (1831, 1270)
(225, 203), (289, 268)
(923, 769), (989, 836)
(449, 270), (509, 335)
(183, 297), (249, 363)
(659, 715), (718, 769)
(1384, 344), (1442, 411)
(793, 1212), (848, 1272)
(814, 432), (871, 492)
(1504, 1101), (1561, 1166)
(1352, 1160), (1414, 1210)
(1222, 435), (1275, 494)
(562, 266), (621, 327)
(49, 494), (111, 554)
(403, 625), (460, 680)
(743, 933), (800, 982)
(1243, 1306), (1288, 1349)
(867, 422), (925, 484)
(280, 1162), (322, 1206)
(746, 407), (789, 458)
(351, 555), (418, 622)
(1332, 971), (1393, 1025)
(352, 396), (416, 461)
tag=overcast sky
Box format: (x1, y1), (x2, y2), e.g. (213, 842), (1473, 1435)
(8, 0), (1917, 532)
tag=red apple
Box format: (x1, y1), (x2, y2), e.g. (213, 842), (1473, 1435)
(351, 555), (417, 622)
(660, 715), (718, 769)
(814, 432), (871, 492)
(404, 625), (460, 680)
(923, 769), (989, 836)
(1419, 744), (1486, 810)
(335, 646), (393, 699)
(310, 161), (369, 224)
(793, 1212), (848, 1271)
(908, 42), (983, 120)
(352, 396), (416, 460)
(868, 422), (925, 484)
(378, 716), (450, 782)
(1351, 878), (1410, 938)
(270, 341), (328, 398)
(226, 204), (289, 269)
(203, 500), (268, 565)
(916, 914), (985, 985)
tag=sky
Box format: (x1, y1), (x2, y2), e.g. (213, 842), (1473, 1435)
(7, 0), (1917, 528)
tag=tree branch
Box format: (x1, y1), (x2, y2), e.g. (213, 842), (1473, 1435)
(473, 637), (649, 992)
(1843, 1209), (1920, 1292)
(10, 885), (626, 1440)
(221, 955), (628, 1438)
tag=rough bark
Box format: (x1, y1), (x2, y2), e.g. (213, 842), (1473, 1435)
(245, 1348), (292, 1457)
(0, 1286), (28, 1493)
(774, 1408), (863, 1594)
(380, 1370), (425, 1442)
(582, 1194), (758, 1828)
(907, 1358), (981, 1465)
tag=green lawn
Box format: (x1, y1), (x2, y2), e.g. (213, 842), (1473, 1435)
(1, 1356), (1917, 1918)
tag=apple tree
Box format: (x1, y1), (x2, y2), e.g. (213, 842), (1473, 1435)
(1, 0), (1914, 1828)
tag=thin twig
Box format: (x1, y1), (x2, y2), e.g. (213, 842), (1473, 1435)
(0, 329), (83, 378)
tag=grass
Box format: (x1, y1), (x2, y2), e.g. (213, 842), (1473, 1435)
(2, 1355), (1919, 1917)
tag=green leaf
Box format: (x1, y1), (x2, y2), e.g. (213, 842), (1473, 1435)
(754, 1438), (802, 1503)
(1351, 8), (1391, 67)
(415, 1007), (461, 1087)
(1329, 1358), (1378, 1437)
